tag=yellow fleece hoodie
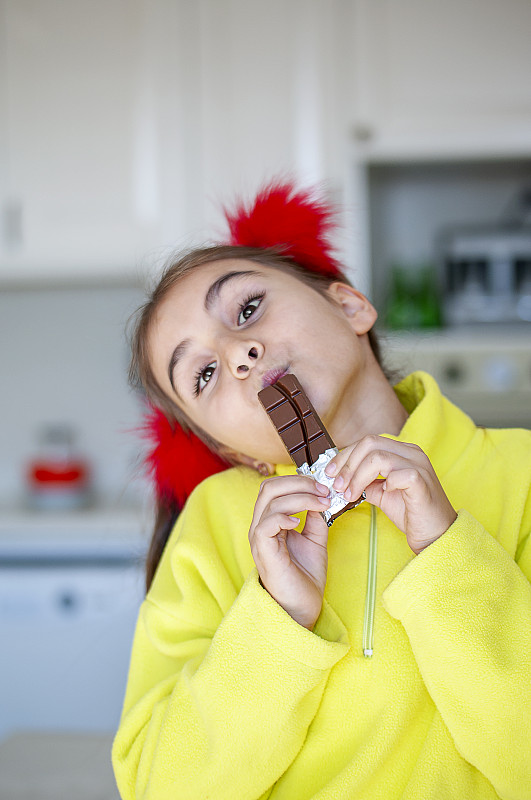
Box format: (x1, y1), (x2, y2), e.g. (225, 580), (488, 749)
(112, 372), (531, 800)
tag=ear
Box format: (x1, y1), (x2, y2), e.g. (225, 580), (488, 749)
(326, 282), (378, 334)
(218, 447), (275, 477)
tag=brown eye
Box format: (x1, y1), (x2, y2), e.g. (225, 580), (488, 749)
(203, 365), (215, 383)
(194, 361), (217, 395)
(237, 295), (263, 326)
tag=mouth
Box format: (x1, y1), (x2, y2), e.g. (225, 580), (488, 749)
(261, 366), (290, 389)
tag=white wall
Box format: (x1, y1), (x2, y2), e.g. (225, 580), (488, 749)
(0, 285), (150, 508)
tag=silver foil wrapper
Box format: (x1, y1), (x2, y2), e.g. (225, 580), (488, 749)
(297, 447), (365, 525)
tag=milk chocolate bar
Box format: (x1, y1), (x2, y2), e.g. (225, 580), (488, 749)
(258, 373), (333, 468)
(258, 374), (365, 524)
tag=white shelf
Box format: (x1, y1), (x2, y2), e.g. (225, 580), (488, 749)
(0, 506), (152, 559)
(382, 325), (531, 350)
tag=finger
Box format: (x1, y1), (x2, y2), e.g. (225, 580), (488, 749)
(251, 508), (327, 564)
(325, 434), (428, 484)
(249, 513), (299, 565)
(323, 436), (383, 485)
(255, 475), (329, 505)
(258, 475), (329, 496)
(252, 475), (329, 525)
(323, 442), (358, 480)
(249, 492), (331, 546)
(254, 512), (304, 541)
(362, 478), (387, 507)
(267, 492), (332, 518)
(302, 509), (332, 544)
(342, 451), (428, 504)
(382, 466), (431, 501)
(329, 436), (428, 493)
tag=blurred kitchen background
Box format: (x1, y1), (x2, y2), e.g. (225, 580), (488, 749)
(1, 1), (530, 797)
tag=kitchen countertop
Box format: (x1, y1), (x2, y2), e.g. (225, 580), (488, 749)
(381, 323), (531, 349)
(0, 732), (120, 800)
(0, 506), (151, 560)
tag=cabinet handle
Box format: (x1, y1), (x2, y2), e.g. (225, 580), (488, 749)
(2, 198), (23, 249)
(352, 123), (374, 142)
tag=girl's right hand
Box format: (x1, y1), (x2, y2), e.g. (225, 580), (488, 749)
(248, 475), (332, 630)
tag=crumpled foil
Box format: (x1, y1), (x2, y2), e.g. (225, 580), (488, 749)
(297, 447), (365, 525)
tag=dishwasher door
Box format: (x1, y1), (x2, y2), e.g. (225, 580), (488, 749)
(0, 558), (144, 740)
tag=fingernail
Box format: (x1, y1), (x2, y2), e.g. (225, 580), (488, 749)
(318, 495), (330, 505)
(334, 476), (344, 491)
(344, 488), (352, 500)
(315, 482), (329, 495)
(289, 516), (300, 525)
(325, 462), (337, 476)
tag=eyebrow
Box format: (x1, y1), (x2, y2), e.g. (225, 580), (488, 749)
(204, 269), (261, 311)
(168, 338), (191, 395)
(167, 269), (263, 394)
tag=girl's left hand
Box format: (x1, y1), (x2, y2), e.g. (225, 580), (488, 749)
(325, 435), (457, 554)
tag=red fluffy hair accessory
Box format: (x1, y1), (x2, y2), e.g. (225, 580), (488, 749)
(141, 405), (229, 508)
(225, 180), (341, 277)
(142, 179), (342, 507)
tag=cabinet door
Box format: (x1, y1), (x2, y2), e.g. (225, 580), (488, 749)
(351, 0), (531, 159)
(0, 0), (162, 282)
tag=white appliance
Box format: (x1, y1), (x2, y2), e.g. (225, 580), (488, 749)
(0, 510), (147, 741)
(439, 225), (531, 326)
(385, 328), (531, 430)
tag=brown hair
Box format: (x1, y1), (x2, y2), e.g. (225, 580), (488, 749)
(129, 245), (386, 590)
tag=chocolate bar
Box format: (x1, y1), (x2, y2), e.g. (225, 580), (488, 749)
(258, 374), (365, 525)
(258, 374), (333, 468)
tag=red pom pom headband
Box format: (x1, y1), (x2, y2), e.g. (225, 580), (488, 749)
(141, 180), (342, 507)
(224, 181), (342, 277)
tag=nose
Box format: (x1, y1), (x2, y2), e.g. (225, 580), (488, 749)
(226, 340), (263, 378)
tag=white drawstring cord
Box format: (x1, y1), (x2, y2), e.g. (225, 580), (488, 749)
(363, 504), (378, 657)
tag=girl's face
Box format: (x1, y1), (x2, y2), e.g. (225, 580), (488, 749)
(148, 259), (378, 465)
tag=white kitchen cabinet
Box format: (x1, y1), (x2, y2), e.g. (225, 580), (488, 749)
(0, 509), (147, 739)
(0, 0), (166, 282)
(7, 1), (526, 284)
(350, 0), (531, 160)
(183, 0), (353, 238)
(0, 0), (351, 283)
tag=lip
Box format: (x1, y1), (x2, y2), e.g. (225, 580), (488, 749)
(261, 366), (289, 389)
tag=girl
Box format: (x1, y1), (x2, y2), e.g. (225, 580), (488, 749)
(112, 182), (531, 800)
